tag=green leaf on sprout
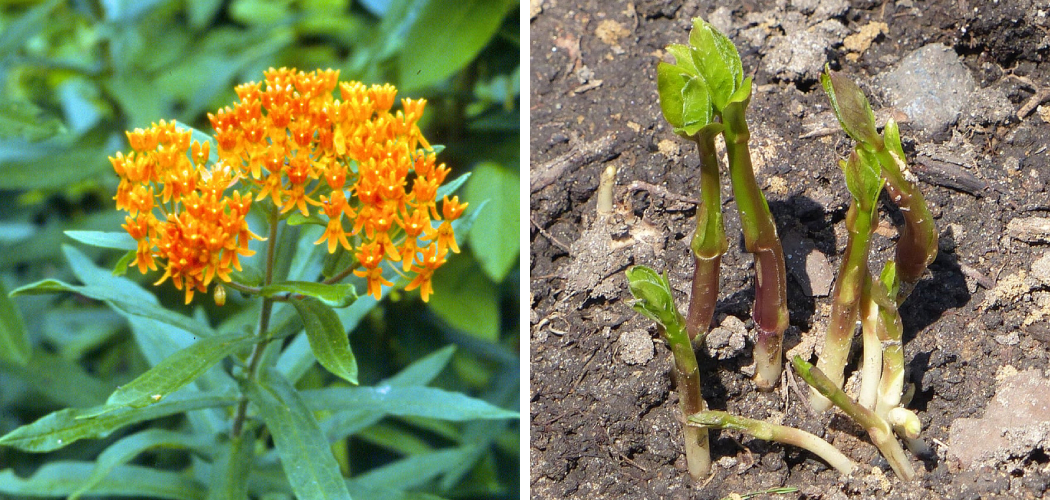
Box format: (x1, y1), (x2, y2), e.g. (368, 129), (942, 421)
(625, 266), (683, 329)
(821, 66), (880, 147)
(687, 17), (743, 111)
(883, 118), (907, 161)
(665, 44), (701, 77)
(657, 62), (690, 130)
(879, 260), (900, 299)
(840, 148), (883, 215)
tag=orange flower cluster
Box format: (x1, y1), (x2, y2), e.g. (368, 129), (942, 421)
(111, 68), (464, 303)
(111, 120), (261, 304)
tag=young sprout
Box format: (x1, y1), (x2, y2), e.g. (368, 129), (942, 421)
(626, 266), (711, 480)
(811, 148), (883, 412)
(792, 356), (916, 481)
(821, 67), (938, 301)
(657, 18), (789, 389)
(688, 410), (856, 476)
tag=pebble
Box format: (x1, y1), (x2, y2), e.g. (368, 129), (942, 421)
(618, 330), (654, 365)
(878, 44), (976, 136)
(763, 28), (833, 82)
(705, 315), (748, 360)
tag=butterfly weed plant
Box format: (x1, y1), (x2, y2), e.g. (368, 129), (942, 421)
(0, 68), (517, 499)
(627, 19), (936, 484)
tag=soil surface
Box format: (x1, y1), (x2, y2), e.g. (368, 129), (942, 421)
(529, 0), (1050, 498)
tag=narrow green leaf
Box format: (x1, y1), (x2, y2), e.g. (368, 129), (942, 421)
(290, 297), (358, 385)
(68, 430), (213, 500)
(385, 345), (457, 387)
(248, 368), (352, 500)
(97, 331), (255, 412)
(0, 391), (237, 452)
(302, 386), (518, 421)
(465, 162), (519, 282)
(840, 148), (884, 214)
(0, 280), (30, 366)
(207, 428), (253, 500)
(3, 349), (110, 408)
(883, 118), (906, 160)
(0, 461), (206, 500)
(436, 172), (471, 201)
(112, 250), (136, 276)
(399, 0), (514, 92)
(262, 281), (357, 308)
(352, 447), (475, 491)
(65, 230), (137, 251)
(11, 279), (216, 341)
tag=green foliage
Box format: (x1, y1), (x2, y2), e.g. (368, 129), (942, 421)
(840, 148), (884, 215)
(821, 65), (881, 148)
(625, 266), (684, 335)
(0, 0), (519, 498)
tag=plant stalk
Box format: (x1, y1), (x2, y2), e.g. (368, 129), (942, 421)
(687, 410), (856, 476)
(793, 356), (915, 481)
(811, 202), (874, 412)
(665, 320), (711, 480)
(858, 278), (882, 409)
(685, 125), (728, 344)
(721, 92), (789, 390)
(231, 204), (280, 438)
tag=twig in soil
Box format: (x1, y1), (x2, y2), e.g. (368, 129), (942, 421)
(531, 216), (572, 253)
(912, 156), (988, 196)
(959, 262), (995, 290)
(531, 132), (630, 193)
(627, 180), (701, 206)
(1017, 88), (1050, 120)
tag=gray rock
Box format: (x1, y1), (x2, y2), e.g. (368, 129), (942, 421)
(763, 29), (833, 82)
(705, 315), (748, 360)
(782, 230), (834, 297)
(963, 84), (1014, 127)
(949, 369), (1050, 468)
(618, 329), (654, 365)
(878, 44), (976, 136)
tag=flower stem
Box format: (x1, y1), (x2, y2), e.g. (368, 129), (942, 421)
(687, 410), (856, 476)
(231, 204), (280, 438)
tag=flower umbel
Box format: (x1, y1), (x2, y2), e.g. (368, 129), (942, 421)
(111, 120), (261, 304)
(111, 68), (464, 303)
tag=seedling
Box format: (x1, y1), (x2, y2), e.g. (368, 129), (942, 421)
(626, 266), (711, 479)
(657, 17), (789, 390)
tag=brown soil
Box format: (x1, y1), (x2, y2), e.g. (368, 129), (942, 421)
(529, 0), (1050, 498)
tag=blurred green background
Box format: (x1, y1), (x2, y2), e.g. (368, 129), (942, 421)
(0, 0), (520, 497)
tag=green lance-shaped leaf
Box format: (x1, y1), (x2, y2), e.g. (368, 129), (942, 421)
(821, 65), (880, 147)
(0, 461), (205, 500)
(248, 368), (352, 500)
(291, 296), (359, 385)
(207, 427), (253, 500)
(91, 331), (255, 413)
(0, 280), (31, 366)
(792, 356), (915, 480)
(302, 386), (518, 421)
(686, 17), (743, 111)
(841, 147), (884, 217)
(68, 429), (213, 500)
(65, 230), (138, 251)
(0, 391), (238, 452)
(262, 281), (357, 308)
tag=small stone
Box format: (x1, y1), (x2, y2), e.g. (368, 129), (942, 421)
(1032, 252), (1050, 286)
(878, 44), (976, 136)
(949, 369), (1050, 468)
(763, 29), (833, 82)
(530, 0), (542, 19)
(705, 316), (748, 360)
(618, 330), (654, 365)
(781, 230), (834, 297)
(994, 331), (1020, 346)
